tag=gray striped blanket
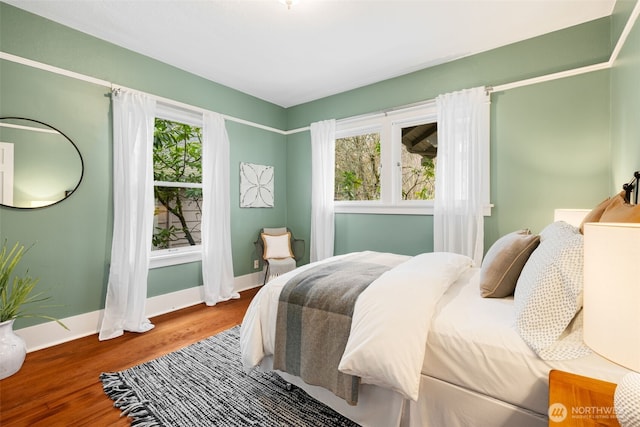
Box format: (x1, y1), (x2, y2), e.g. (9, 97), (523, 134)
(273, 253), (398, 405)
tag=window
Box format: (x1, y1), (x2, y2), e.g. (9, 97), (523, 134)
(150, 105), (204, 268)
(335, 131), (381, 201)
(398, 122), (437, 201)
(334, 103), (439, 214)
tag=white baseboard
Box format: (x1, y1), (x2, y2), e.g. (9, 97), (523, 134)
(15, 272), (262, 353)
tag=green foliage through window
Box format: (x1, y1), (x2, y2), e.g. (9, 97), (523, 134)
(335, 133), (381, 201)
(334, 128), (436, 202)
(401, 150), (436, 201)
(152, 119), (203, 250)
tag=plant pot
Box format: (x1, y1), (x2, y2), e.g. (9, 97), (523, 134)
(0, 319), (27, 380)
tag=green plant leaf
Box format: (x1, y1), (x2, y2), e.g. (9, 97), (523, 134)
(0, 240), (68, 329)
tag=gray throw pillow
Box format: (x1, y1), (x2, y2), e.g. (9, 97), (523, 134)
(480, 229), (540, 298)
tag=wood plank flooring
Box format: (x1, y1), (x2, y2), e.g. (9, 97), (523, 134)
(0, 287), (260, 427)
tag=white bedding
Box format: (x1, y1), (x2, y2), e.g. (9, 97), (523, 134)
(424, 267), (631, 415)
(240, 250), (631, 425)
(240, 251), (473, 401)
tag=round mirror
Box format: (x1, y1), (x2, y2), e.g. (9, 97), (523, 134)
(0, 117), (84, 209)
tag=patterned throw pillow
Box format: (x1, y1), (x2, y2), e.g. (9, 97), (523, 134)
(514, 221), (591, 360)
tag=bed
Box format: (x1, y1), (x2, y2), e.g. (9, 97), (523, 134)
(239, 220), (632, 427)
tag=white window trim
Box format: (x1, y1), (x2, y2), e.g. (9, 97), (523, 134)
(335, 100), (492, 216)
(334, 201), (493, 216)
(154, 181), (203, 189)
(150, 102), (204, 268)
(335, 102), (437, 213)
(149, 245), (202, 269)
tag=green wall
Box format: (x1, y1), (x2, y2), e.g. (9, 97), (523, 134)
(285, 17), (611, 130)
(1, 1), (638, 330)
(0, 2), (288, 327)
(611, 1), (640, 189)
(286, 16), (614, 258)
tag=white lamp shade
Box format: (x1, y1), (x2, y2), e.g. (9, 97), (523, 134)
(583, 222), (640, 372)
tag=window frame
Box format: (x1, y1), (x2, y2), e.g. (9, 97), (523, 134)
(334, 102), (438, 215)
(149, 103), (204, 269)
(334, 101), (492, 216)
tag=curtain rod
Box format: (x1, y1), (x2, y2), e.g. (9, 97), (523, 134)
(2, 0), (637, 137)
(0, 51), (288, 136)
(285, 58), (611, 136)
(110, 84), (287, 135)
(0, 50), (622, 138)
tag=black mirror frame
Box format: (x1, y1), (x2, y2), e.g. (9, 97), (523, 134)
(0, 116), (85, 209)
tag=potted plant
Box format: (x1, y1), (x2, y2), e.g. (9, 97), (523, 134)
(0, 240), (68, 379)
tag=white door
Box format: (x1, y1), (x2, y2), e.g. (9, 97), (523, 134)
(0, 142), (14, 206)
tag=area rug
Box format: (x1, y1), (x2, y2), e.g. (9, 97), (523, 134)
(100, 325), (360, 426)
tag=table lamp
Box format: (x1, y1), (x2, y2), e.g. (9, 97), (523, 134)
(583, 222), (640, 426)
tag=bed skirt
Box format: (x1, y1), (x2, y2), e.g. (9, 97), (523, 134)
(259, 357), (547, 427)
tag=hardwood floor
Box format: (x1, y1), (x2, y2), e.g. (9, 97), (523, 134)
(0, 287), (260, 427)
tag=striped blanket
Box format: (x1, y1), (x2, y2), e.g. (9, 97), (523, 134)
(273, 253), (401, 405)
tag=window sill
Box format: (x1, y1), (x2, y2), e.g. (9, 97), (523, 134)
(334, 203), (493, 216)
(149, 246), (202, 269)
(335, 203), (434, 215)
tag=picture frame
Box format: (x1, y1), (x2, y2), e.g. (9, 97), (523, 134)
(240, 162), (274, 208)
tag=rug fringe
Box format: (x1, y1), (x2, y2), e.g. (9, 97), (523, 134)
(100, 372), (163, 427)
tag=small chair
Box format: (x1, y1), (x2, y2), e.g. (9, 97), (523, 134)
(254, 227), (305, 285)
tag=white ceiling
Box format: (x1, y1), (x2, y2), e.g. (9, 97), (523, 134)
(5, 0), (616, 108)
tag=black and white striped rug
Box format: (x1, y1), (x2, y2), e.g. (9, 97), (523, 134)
(100, 325), (360, 426)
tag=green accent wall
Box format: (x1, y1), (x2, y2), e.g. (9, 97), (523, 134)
(285, 17), (612, 130)
(286, 15), (614, 258)
(1, 1), (638, 329)
(1, 2), (288, 327)
(489, 71), (611, 234)
(611, 1), (640, 190)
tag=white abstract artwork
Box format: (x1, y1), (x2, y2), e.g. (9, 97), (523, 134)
(240, 162), (274, 208)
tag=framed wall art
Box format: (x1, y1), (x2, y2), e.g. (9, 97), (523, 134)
(240, 162), (274, 208)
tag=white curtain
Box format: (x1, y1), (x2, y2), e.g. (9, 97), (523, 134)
(202, 112), (239, 305)
(434, 87), (489, 266)
(310, 119), (336, 262)
(99, 90), (156, 340)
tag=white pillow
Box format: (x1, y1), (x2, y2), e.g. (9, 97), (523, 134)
(514, 221), (591, 360)
(261, 232), (293, 259)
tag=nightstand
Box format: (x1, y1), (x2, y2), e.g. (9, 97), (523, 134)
(548, 370), (619, 426)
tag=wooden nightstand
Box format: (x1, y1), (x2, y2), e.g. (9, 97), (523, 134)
(548, 370), (619, 426)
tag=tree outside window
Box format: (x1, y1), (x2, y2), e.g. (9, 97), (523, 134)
(152, 119), (203, 250)
(334, 123), (436, 203)
(400, 123), (437, 201)
(335, 132), (381, 201)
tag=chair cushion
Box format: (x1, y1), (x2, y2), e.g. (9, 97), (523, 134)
(261, 232), (294, 259)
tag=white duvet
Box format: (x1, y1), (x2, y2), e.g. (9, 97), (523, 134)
(239, 251), (473, 402)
